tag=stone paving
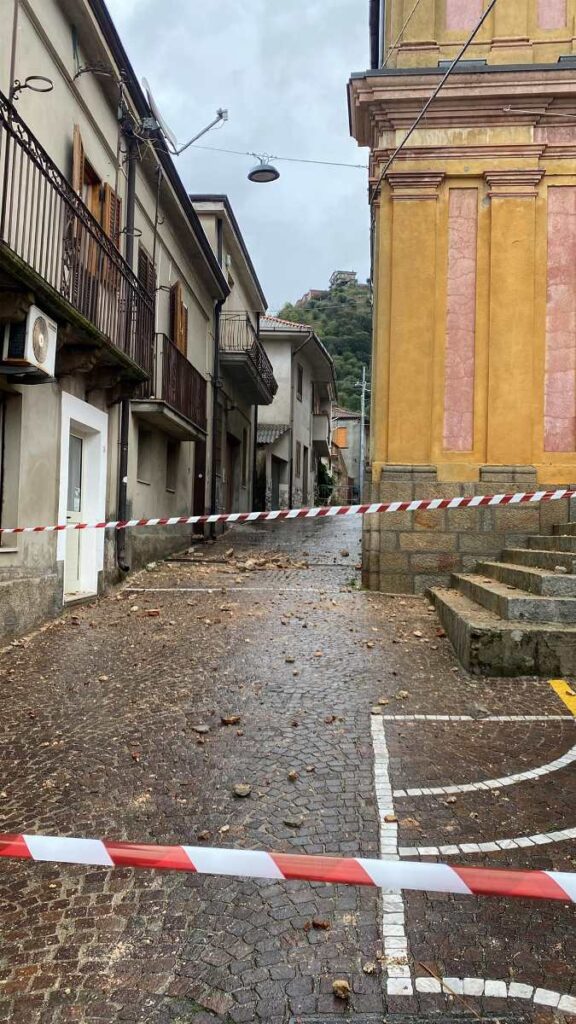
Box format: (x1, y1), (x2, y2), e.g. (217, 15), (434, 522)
(0, 517), (574, 1022)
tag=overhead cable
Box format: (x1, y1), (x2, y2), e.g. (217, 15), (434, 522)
(191, 142), (368, 170)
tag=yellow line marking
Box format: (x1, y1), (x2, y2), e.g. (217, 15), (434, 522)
(549, 679), (576, 717)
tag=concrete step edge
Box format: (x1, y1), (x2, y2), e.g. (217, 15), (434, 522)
(452, 573), (576, 604)
(430, 586), (576, 634)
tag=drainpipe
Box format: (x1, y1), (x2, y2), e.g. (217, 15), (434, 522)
(369, 0), (380, 69)
(9, 1), (19, 98)
(210, 299), (224, 517)
(252, 310), (261, 509)
(116, 134), (137, 572)
(289, 331), (314, 507)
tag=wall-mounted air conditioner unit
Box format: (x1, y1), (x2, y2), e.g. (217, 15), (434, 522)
(2, 305), (57, 376)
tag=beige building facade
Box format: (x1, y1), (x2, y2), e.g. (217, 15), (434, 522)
(0, 0), (275, 641)
(257, 317), (336, 510)
(192, 196), (277, 514)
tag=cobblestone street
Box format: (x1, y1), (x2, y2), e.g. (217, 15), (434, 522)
(0, 517), (575, 1023)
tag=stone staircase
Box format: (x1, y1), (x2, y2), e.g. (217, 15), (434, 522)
(430, 522), (576, 676)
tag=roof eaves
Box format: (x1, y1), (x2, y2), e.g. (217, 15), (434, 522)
(86, 0), (229, 300)
(190, 193), (267, 310)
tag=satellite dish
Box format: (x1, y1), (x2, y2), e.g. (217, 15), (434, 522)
(143, 77), (179, 153)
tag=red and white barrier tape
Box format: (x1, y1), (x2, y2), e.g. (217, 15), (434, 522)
(1, 834), (575, 902)
(1, 488), (575, 535)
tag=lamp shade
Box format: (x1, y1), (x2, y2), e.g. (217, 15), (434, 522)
(248, 159), (280, 183)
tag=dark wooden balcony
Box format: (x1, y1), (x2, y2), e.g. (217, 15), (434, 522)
(133, 334), (207, 440)
(0, 91), (154, 381)
(219, 313), (278, 405)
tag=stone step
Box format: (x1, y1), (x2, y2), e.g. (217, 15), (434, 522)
(430, 586), (576, 676)
(453, 573), (576, 624)
(503, 548), (576, 573)
(553, 521), (576, 536)
(476, 560), (576, 597)
(527, 535), (576, 552)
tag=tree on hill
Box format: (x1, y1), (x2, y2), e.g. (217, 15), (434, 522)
(277, 274), (372, 412)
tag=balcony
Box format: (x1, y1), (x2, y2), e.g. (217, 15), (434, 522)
(219, 313), (278, 405)
(133, 334), (207, 440)
(0, 91), (154, 381)
(313, 412), (331, 457)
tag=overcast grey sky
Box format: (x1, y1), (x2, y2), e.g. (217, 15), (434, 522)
(105, 0), (371, 312)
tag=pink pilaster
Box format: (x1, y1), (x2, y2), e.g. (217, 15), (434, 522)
(538, 0), (567, 29)
(443, 190), (478, 453)
(545, 187), (576, 453)
(446, 0), (482, 31)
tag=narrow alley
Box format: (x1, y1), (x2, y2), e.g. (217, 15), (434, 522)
(0, 518), (574, 1023)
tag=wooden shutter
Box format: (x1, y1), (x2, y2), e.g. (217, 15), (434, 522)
(170, 281), (187, 353)
(180, 303), (189, 356)
(138, 246), (156, 296)
(72, 125), (85, 195)
(103, 184), (122, 249)
(333, 426), (349, 449)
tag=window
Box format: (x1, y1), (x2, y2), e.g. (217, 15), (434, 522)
(166, 440), (179, 492)
(72, 125), (122, 248)
(170, 281), (189, 355)
(241, 428), (248, 487)
(137, 428), (153, 484)
(295, 441), (302, 478)
(296, 364), (303, 402)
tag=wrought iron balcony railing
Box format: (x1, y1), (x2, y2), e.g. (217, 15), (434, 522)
(139, 334), (207, 431)
(0, 91), (154, 378)
(219, 313), (278, 398)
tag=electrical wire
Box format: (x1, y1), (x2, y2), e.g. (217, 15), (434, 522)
(383, 0), (428, 67)
(370, 0), (499, 203)
(190, 142), (368, 170)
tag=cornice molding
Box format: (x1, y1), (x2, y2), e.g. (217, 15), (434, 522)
(484, 169), (544, 197)
(384, 172), (445, 201)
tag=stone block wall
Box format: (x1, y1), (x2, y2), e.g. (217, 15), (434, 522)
(362, 465), (576, 594)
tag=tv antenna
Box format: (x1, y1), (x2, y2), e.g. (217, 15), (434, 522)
(142, 78), (228, 156)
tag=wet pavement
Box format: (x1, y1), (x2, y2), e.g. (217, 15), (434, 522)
(0, 516), (574, 1022)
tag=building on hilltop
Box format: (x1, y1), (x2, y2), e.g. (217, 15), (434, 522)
(348, 0), (576, 595)
(329, 271), (358, 289)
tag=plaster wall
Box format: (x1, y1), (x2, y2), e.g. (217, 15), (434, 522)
(386, 0), (576, 67)
(259, 341), (292, 426)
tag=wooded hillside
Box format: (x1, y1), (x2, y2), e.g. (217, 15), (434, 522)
(277, 274), (372, 412)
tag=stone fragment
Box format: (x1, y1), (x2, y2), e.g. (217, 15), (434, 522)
(332, 979), (351, 1000)
(233, 784), (251, 798)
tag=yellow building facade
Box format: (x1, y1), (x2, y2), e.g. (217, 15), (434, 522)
(350, 0), (576, 486)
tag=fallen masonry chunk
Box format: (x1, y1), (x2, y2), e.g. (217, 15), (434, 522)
(233, 784), (252, 798)
(191, 725), (210, 734)
(332, 980), (351, 1000)
(220, 715), (241, 726)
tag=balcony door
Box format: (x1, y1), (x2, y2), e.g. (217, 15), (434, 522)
(64, 434), (84, 595)
(58, 395), (108, 603)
